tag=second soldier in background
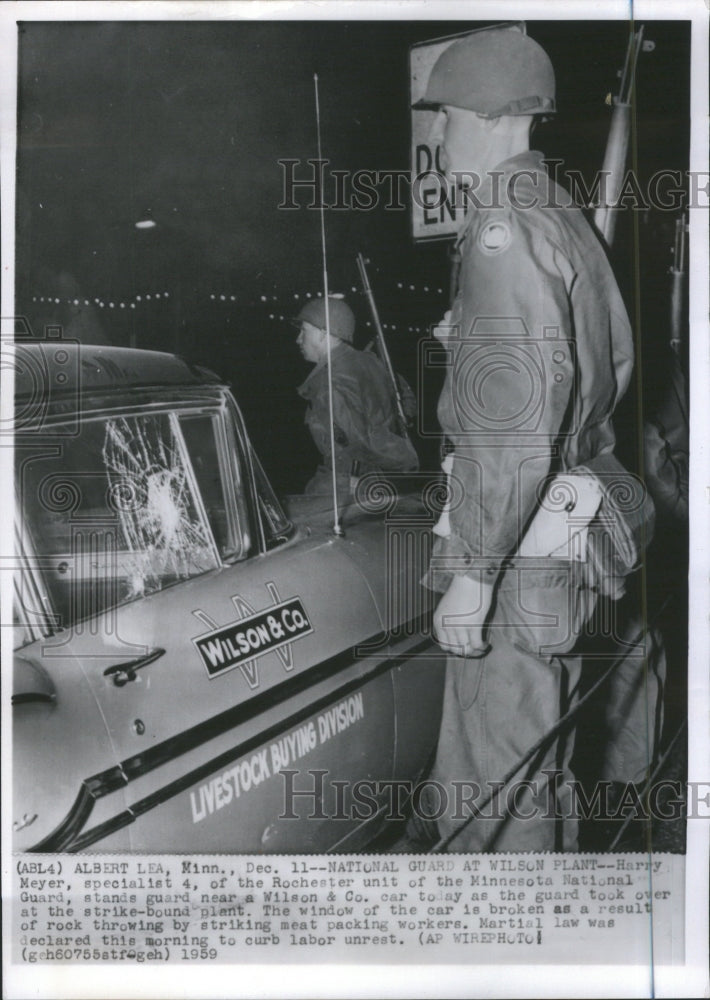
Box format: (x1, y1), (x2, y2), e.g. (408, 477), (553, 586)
(295, 294), (418, 503)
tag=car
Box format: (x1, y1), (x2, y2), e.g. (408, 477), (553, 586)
(11, 340), (445, 853)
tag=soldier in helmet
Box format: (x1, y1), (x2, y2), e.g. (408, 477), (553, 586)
(413, 26), (645, 851)
(294, 295), (418, 500)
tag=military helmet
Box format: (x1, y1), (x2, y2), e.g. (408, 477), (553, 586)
(294, 296), (356, 343)
(414, 26), (555, 118)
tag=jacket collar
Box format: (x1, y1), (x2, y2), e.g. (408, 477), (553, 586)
(454, 150), (547, 248)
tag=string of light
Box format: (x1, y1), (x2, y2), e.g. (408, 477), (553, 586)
(32, 292), (171, 311)
(31, 280), (445, 333)
(32, 283), (443, 306)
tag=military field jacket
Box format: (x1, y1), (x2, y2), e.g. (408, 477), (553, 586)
(298, 340), (418, 477)
(435, 150), (634, 583)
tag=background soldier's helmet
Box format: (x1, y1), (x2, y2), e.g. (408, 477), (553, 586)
(295, 296), (356, 343)
(414, 25), (556, 118)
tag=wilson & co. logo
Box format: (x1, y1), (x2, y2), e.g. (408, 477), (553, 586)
(193, 594), (313, 681)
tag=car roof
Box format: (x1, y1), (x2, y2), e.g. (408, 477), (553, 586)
(13, 341), (223, 401)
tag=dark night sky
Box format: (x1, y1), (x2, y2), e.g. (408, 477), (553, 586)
(15, 18), (691, 489)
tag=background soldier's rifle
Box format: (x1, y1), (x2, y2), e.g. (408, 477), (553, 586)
(670, 212), (688, 357)
(356, 252), (412, 439)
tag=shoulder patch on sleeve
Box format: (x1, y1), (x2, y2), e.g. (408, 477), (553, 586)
(478, 220), (512, 255)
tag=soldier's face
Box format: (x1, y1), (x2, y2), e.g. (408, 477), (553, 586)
(297, 321), (325, 364)
(429, 105), (491, 183)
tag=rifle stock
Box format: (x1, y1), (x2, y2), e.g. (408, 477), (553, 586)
(594, 102), (632, 246)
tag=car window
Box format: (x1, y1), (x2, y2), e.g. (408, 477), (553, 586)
(251, 449), (292, 547)
(17, 407), (246, 633)
(179, 412), (247, 560)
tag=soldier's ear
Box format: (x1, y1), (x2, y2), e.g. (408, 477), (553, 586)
(478, 114), (501, 131)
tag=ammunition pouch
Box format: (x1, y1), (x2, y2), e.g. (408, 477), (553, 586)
(575, 452), (655, 599)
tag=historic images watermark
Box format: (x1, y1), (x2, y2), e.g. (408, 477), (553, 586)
(278, 158), (709, 213)
(277, 770), (708, 824)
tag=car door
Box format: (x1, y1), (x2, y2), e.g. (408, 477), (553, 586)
(15, 392), (396, 853)
(334, 477), (447, 792)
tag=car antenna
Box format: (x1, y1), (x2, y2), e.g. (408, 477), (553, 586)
(314, 73), (344, 537)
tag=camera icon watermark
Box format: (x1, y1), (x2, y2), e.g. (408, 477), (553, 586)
(417, 317), (578, 442)
(1, 321), (82, 439)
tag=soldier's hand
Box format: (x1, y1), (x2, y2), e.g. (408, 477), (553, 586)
(432, 310), (454, 342)
(433, 574), (493, 657)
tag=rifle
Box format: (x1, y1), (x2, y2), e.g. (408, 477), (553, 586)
(669, 212), (687, 356)
(355, 252), (411, 435)
(593, 25), (653, 246)
(448, 245), (462, 309)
